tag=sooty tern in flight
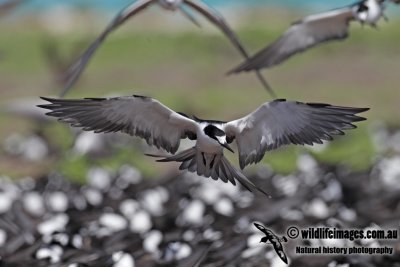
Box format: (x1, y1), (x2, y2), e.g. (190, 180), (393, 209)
(60, 0), (274, 98)
(39, 95), (368, 196)
(229, 0), (399, 74)
(254, 223), (288, 264)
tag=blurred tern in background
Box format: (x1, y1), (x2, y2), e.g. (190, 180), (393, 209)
(42, 38), (88, 88)
(0, 0), (28, 59)
(0, 0), (26, 17)
(229, 0), (399, 74)
(60, 0), (275, 98)
(39, 95), (368, 196)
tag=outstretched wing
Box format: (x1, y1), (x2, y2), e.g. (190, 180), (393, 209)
(224, 99), (369, 169)
(39, 95), (197, 154)
(254, 223), (288, 263)
(183, 0), (275, 96)
(271, 243), (288, 264)
(60, 0), (153, 97)
(229, 6), (356, 72)
(254, 223), (270, 234)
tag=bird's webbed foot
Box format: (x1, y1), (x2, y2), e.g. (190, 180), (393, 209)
(370, 23), (379, 30)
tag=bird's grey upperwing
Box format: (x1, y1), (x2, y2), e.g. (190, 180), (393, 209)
(183, 0), (275, 96)
(60, 0), (154, 97)
(229, 7), (355, 73)
(38, 95), (197, 154)
(224, 99), (369, 169)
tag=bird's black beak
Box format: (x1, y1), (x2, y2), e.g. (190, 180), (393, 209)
(221, 142), (234, 153)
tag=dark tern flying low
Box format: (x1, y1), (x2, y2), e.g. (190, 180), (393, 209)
(39, 95), (368, 195)
(254, 223), (288, 264)
(60, 0), (274, 97)
(229, 0), (399, 73)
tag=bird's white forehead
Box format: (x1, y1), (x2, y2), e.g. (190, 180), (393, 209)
(216, 136), (226, 143)
(200, 122), (209, 129)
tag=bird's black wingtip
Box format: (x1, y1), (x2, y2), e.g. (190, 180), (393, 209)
(37, 97), (55, 108)
(226, 62), (248, 75)
(226, 68), (237, 76)
(36, 104), (50, 109)
(144, 153), (168, 161)
(353, 116), (367, 122)
(39, 96), (53, 102)
(359, 107), (370, 113)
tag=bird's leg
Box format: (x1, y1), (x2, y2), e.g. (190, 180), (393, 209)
(370, 22), (379, 30)
(383, 13), (389, 22)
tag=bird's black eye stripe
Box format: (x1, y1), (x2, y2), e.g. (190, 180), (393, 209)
(204, 125), (225, 138)
(358, 2), (369, 12)
(214, 128), (225, 137)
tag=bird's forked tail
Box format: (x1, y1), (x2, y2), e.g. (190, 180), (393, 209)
(149, 147), (269, 197)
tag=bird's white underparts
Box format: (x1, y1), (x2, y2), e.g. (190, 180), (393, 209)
(229, 0), (398, 73)
(39, 95), (369, 197)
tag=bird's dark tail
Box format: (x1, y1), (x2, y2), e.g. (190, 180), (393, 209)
(153, 147), (269, 197)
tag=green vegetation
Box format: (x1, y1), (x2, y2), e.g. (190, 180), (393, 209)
(1, 12), (399, 178)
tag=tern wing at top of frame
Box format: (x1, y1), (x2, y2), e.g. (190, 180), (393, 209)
(60, 0), (153, 97)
